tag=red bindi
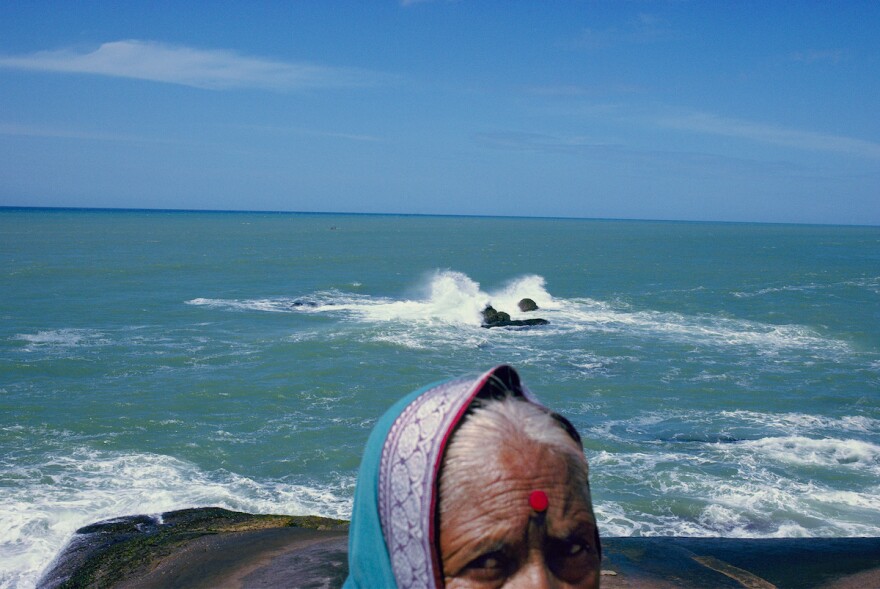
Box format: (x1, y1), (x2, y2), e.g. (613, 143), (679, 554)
(529, 490), (549, 512)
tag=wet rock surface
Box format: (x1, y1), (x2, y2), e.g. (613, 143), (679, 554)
(481, 304), (549, 328)
(517, 298), (539, 312)
(40, 508), (880, 589)
(38, 508), (347, 589)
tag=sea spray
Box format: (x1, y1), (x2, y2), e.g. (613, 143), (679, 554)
(350, 270), (489, 326)
(187, 270), (850, 358)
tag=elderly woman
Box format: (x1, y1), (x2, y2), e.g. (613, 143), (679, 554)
(344, 365), (601, 588)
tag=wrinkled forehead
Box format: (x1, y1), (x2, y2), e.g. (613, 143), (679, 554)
(441, 441), (594, 539)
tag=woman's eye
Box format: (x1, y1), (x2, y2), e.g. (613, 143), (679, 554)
(463, 550), (509, 581)
(551, 538), (590, 558)
(474, 554), (501, 569)
(547, 537), (598, 583)
(469, 551), (505, 570)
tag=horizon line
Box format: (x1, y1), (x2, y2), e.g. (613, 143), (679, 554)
(1, 205), (877, 229)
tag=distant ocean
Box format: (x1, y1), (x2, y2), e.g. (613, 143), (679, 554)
(2, 208), (878, 588)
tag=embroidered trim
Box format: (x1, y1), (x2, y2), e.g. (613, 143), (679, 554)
(378, 377), (475, 589)
(377, 366), (537, 588)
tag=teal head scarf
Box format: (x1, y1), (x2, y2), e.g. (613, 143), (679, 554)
(343, 365), (584, 589)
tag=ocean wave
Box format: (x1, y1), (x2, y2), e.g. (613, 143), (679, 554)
(590, 409), (880, 441)
(590, 441), (880, 538)
(187, 270), (850, 356)
(0, 448), (353, 589)
(731, 436), (880, 472)
(717, 411), (880, 435)
(555, 303), (847, 353)
(187, 272), (554, 326)
(584, 407), (880, 539)
(810, 487), (880, 512)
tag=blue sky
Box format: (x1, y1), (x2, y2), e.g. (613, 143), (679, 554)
(1, 2), (878, 224)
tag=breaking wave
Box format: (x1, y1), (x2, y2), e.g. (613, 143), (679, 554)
(590, 436), (880, 538)
(732, 436), (880, 473)
(0, 447), (353, 589)
(586, 408), (880, 538)
(186, 270), (850, 356)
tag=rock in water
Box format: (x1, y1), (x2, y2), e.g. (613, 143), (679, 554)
(482, 318), (549, 329)
(517, 298), (539, 312)
(289, 300), (317, 308)
(481, 305), (510, 325)
(37, 507), (348, 589)
(481, 305), (548, 328)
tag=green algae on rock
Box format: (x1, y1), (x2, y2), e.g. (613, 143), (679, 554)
(38, 507), (348, 589)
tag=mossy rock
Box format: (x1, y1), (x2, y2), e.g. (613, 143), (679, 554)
(39, 508), (348, 589)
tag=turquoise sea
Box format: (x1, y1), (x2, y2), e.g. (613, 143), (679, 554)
(2, 208), (879, 588)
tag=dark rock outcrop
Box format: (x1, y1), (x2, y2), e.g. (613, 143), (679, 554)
(36, 507), (880, 589)
(38, 507), (347, 589)
(289, 300), (317, 308)
(517, 298), (539, 312)
(481, 305), (548, 329)
(482, 318), (550, 329)
(481, 306), (510, 325)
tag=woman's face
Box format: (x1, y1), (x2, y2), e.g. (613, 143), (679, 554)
(439, 440), (600, 589)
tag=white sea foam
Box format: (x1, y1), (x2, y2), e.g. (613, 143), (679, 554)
(286, 330), (322, 343)
(717, 411), (880, 435)
(14, 329), (109, 351)
(592, 501), (653, 537)
(0, 449), (353, 589)
(733, 436), (880, 472)
(487, 274), (560, 314)
(590, 443), (880, 538)
(349, 270), (489, 325)
(732, 283), (825, 298)
(733, 276), (880, 298)
(186, 297), (294, 313)
(187, 270), (850, 356)
(554, 303), (846, 353)
(586, 406), (880, 539)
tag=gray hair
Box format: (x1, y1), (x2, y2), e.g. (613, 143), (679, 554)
(438, 395), (591, 519)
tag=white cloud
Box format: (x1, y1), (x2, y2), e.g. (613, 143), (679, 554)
(0, 40), (381, 91)
(659, 112), (880, 160)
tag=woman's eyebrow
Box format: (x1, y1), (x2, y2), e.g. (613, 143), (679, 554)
(547, 513), (597, 540)
(455, 525), (518, 562)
